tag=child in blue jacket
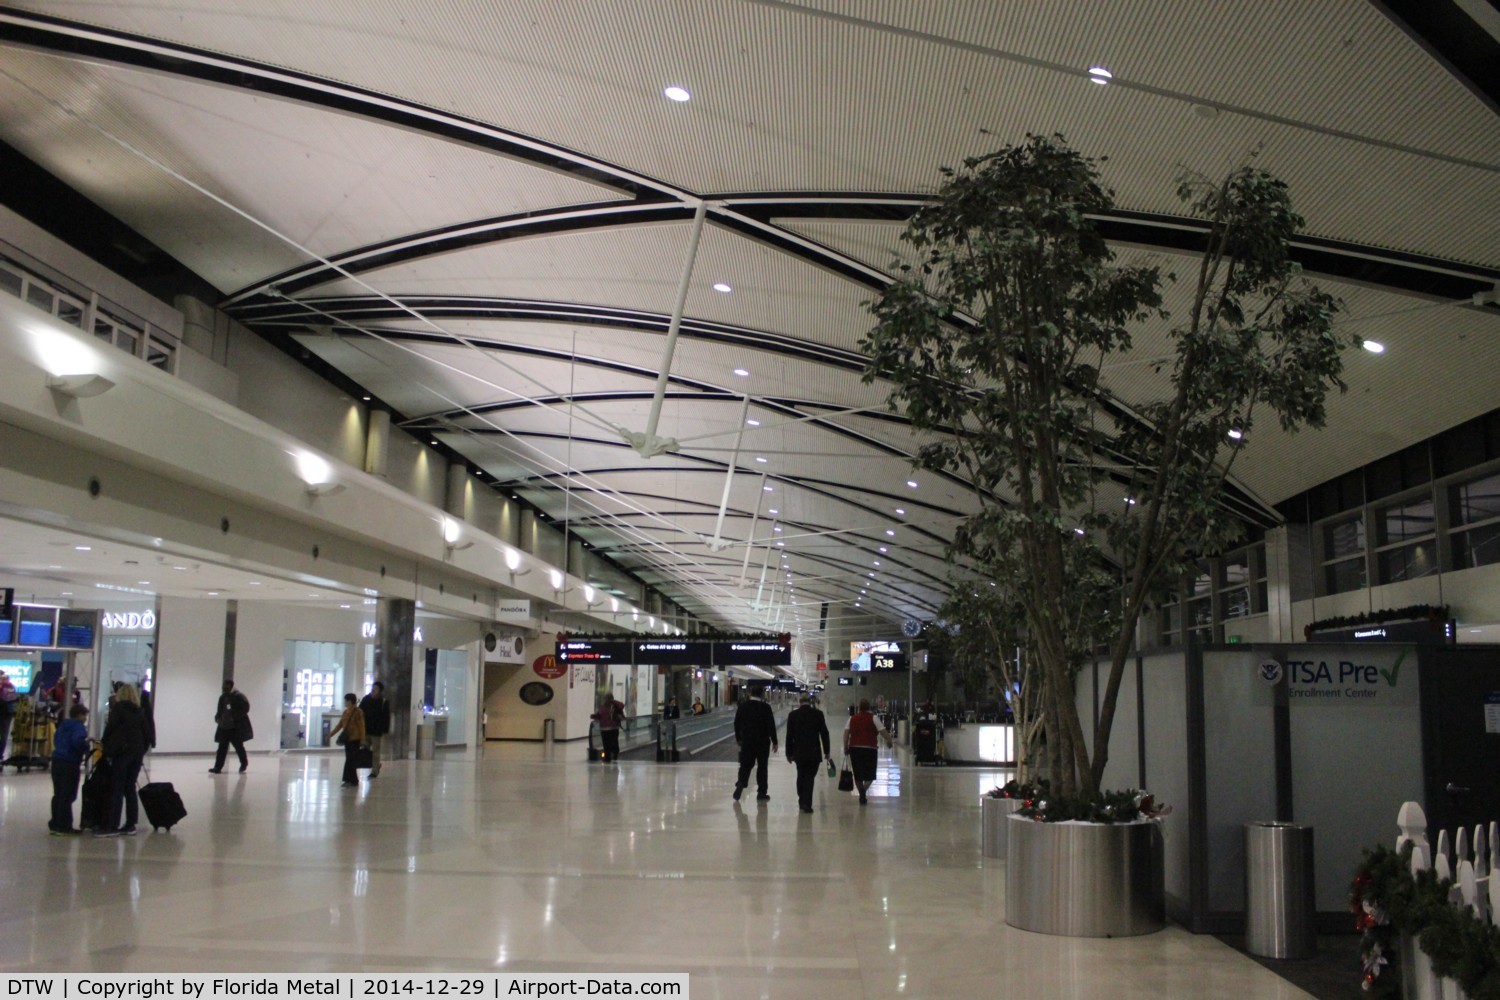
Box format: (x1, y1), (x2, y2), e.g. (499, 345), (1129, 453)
(49, 703), (90, 835)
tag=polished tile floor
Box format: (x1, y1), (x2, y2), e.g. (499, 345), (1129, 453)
(0, 745), (1312, 998)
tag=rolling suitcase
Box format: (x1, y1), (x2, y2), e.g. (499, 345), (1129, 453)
(79, 756), (112, 831)
(138, 781), (187, 831)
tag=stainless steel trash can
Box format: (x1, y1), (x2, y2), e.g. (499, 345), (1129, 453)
(542, 718), (555, 748)
(1245, 822), (1317, 959)
(415, 722), (436, 761)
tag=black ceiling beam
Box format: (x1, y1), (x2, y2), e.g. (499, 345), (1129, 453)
(1373, 0), (1500, 116)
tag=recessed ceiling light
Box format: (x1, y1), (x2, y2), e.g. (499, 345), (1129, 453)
(895, 508), (906, 516)
(712, 282), (732, 293)
(75, 545), (91, 552)
(1124, 497), (1137, 505)
(773, 526), (782, 532)
(879, 546), (887, 553)
(755, 456), (767, 463)
(249, 581), (261, 586)
(777, 541), (785, 547)
(1227, 428), (1243, 440)
(1088, 66), (1113, 85)
(763, 485), (773, 492)
(906, 480), (918, 489)
(137, 580), (150, 585)
(207, 591), (219, 596)
(733, 368), (750, 377)
(768, 508), (778, 514)
(886, 529), (895, 536)
(340, 604), (351, 609)
(873, 560), (880, 566)
(746, 418), (760, 427)
(1362, 340), (1386, 354)
(664, 86), (691, 102)
(362, 396), (371, 402)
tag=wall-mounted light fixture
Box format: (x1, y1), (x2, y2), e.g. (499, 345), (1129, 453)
(293, 450), (342, 497)
(442, 517), (473, 551)
(46, 373), (116, 398)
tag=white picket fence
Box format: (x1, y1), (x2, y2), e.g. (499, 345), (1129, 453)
(1393, 801), (1500, 1000)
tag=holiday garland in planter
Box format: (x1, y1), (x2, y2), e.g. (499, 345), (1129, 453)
(1351, 842), (1500, 999)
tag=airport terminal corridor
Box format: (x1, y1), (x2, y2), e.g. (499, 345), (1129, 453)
(0, 745), (1313, 998)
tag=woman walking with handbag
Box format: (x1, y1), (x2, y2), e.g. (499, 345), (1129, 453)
(328, 693), (366, 788)
(843, 698), (892, 805)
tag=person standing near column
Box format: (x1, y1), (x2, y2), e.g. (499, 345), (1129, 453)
(209, 679), (253, 773)
(784, 695), (831, 813)
(358, 681), (390, 779)
(732, 685), (778, 803)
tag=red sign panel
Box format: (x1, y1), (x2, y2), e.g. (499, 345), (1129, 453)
(533, 654), (566, 680)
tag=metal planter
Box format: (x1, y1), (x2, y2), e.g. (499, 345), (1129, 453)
(1005, 814), (1166, 937)
(982, 795), (1024, 859)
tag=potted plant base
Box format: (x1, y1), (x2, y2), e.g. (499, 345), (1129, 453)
(1005, 814), (1166, 937)
(982, 794), (1024, 859)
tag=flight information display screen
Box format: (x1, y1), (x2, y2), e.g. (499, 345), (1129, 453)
(57, 609), (97, 649)
(16, 607), (56, 648)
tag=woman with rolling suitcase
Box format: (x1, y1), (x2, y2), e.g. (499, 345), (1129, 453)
(95, 683), (148, 837)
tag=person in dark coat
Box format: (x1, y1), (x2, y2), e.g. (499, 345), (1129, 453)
(358, 681), (391, 779)
(210, 679), (253, 773)
(96, 684), (147, 836)
(732, 685), (778, 802)
(784, 695), (832, 813)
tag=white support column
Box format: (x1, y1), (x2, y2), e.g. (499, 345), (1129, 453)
(627, 200), (708, 458)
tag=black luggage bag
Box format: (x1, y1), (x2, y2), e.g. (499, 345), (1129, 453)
(138, 781), (187, 831)
(79, 757), (112, 831)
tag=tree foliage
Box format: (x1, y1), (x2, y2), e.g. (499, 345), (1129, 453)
(861, 135), (1350, 798)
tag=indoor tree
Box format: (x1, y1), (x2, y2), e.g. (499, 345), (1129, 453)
(862, 134), (1350, 799)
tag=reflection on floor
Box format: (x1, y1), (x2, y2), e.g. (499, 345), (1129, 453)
(0, 744), (1314, 998)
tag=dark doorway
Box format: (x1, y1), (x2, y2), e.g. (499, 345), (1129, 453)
(1418, 646), (1500, 833)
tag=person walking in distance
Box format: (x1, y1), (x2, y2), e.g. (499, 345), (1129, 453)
(595, 693), (625, 763)
(732, 685), (778, 803)
(784, 695), (832, 813)
(328, 692), (367, 788)
(210, 679), (253, 773)
(358, 681), (391, 779)
(843, 698), (893, 805)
